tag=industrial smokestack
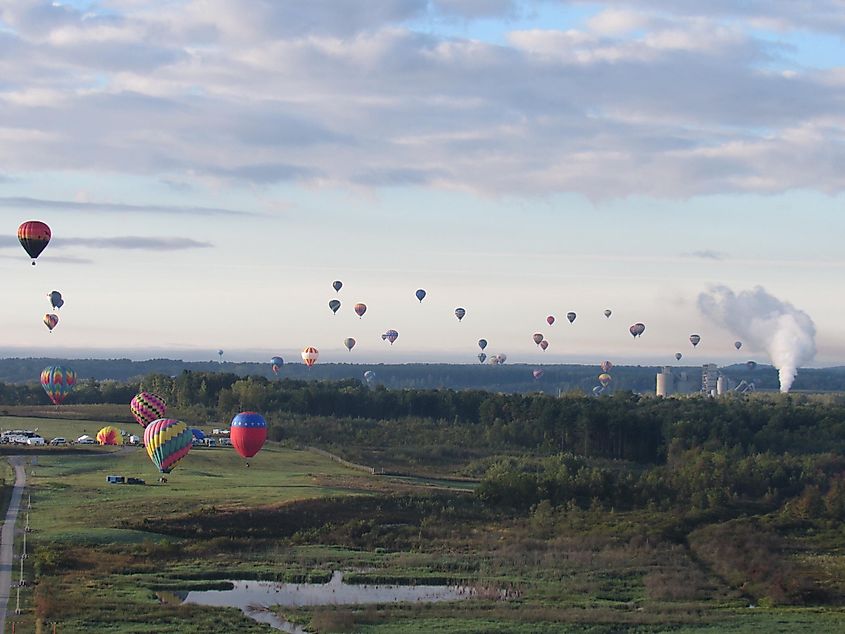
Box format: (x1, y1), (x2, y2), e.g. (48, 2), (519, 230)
(697, 286), (816, 393)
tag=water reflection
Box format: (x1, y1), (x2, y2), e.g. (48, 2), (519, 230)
(182, 571), (473, 632)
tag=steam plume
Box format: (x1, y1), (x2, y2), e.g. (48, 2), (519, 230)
(697, 286), (816, 393)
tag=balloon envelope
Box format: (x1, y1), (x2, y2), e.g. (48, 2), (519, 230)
(383, 329), (399, 344)
(539, 340), (549, 351)
(478, 352), (487, 364)
(354, 303), (367, 318)
(329, 299), (341, 314)
(455, 307), (466, 321)
(40, 366), (76, 406)
(363, 370), (376, 382)
(533, 369), (544, 379)
(96, 426), (123, 446)
(600, 360), (613, 373)
(478, 339), (487, 351)
(630, 323), (646, 338)
(415, 289), (426, 302)
(144, 419), (192, 474)
(18, 220), (51, 264)
(734, 341), (743, 350)
(230, 412), (267, 459)
(598, 373), (612, 387)
(690, 334), (701, 347)
(344, 337), (356, 351)
(332, 280), (343, 292)
(44, 314), (58, 331)
(566, 312), (576, 323)
(130, 392), (167, 428)
(546, 315), (555, 326)
(301, 347), (319, 367)
(48, 291), (63, 310)
(532, 333), (544, 345)
(675, 352), (683, 361)
(604, 309), (612, 318)
(270, 356), (284, 366)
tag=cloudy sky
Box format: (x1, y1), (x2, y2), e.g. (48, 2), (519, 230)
(1, 0), (844, 366)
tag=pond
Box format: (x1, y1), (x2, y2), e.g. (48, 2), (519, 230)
(182, 571), (478, 632)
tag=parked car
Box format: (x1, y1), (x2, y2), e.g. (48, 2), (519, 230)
(49, 437), (67, 446)
(106, 475), (125, 484)
(126, 477), (145, 485)
(75, 437), (96, 445)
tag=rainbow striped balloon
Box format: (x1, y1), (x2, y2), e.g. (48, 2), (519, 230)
(130, 392), (167, 428)
(144, 419), (192, 474)
(40, 366), (77, 405)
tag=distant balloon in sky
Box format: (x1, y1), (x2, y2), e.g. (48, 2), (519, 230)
(354, 303), (367, 318)
(478, 339), (487, 351)
(415, 289), (426, 303)
(690, 334), (701, 347)
(44, 314), (58, 332)
(735, 341), (743, 350)
(329, 299), (341, 314)
(600, 360), (613, 373)
(546, 315), (555, 326)
(478, 352), (487, 364)
(301, 346), (319, 367)
(675, 352), (683, 361)
(332, 280), (342, 292)
(218, 350), (224, 360)
(271, 356), (284, 367)
(498, 353), (507, 363)
(533, 369), (544, 380)
(455, 307), (466, 322)
(598, 373), (612, 388)
(566, 312), (576, 324)
(539, 340), (549, 351)
(604, 309), (612, 318)
(382, 329), (399, 345)
(629, 323), (646, 338)
(48, 291), (64, 310)
(18, 220), (51, 265)
(344, 337), (356, 351)
(532, 333), (544, 345)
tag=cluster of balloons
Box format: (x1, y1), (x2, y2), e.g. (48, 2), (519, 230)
(17, 221), (68, 333)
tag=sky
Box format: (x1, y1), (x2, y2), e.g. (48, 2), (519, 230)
(1, 0), (844, 367)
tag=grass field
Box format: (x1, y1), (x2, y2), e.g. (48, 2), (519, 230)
(3, 412), (845, 633)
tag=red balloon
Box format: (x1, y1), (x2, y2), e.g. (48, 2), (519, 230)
(230, 412), (267, 459)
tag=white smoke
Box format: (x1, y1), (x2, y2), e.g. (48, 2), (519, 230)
(697, 286), (816, 393)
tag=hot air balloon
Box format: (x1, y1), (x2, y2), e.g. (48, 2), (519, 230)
(547, 315), (555, 326)
(354, 303), (367, 318)
(218, 350), (224, 361)
(629, 323), (646, 338)
(498, 353), (507, 364)
(690, 334), (701, 347)
(455, 307), (466, 322)
(383, 329), (399, 345)
(271, 356), (284, 366)
(539, 340), (549, 351)
(130, 392), (167, 428)
(329, 299), (341, 315)
(566, 312), (576, 324)
(344, 337), (356, 351)
(675, 352), (683, 361)
(18, 220), (51, 265)
(488, 355), (500, 365)
(96, 426), (123, 446)
(746, 361), (758, 371)
(333, 280), (343, 292)
(604, 309), (612, 318)
(532, 333), (544, 345)
(144, 419), (192, 474)
(478, 339), (488, 351)
(415, 289), (426, 303)
(44, 314), (58, 332)
(363, 370), (376, 383)
(48, 291), (64, 310)
(301, 347), (319, 367)
(734, 341), (743, 350)
(40, 366), (76, 406)
(230, 412), (267, 460)
(478, 352), (487, 364)
(598, 373), (612, 388)
(533, 369), (544, 380)
(600, 360), (613, 373)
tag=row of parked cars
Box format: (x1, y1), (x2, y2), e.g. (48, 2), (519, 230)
(1, 430), (47, 445)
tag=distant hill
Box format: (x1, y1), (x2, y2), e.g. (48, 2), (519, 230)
(5, 357), (845, 394)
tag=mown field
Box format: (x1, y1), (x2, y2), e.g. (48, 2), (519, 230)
(1, 407), (844, 633)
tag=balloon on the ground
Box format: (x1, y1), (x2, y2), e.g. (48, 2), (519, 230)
(532, 333), (544, 345)
(332, 280), (343, 292)
(96, 426), (123, 446)
(454, 307), (466, 322)
(18, 220), (51, 265)
(354, 303), (367, 318)
(44, 314), (58, 332)
(344, 337), (356, 351)
(546, 315), (555, 326)
(329, 299), (341, 314)
(690, 334), (701, 347)
(130, 391), (167, 428)
(630, 323), (646, 338)
(600, 360), (613, 373)
(415, 289), (426, 303)
(301, 347), (319, 367)
(144, 419), (192, 474)
(478, 339), (487, 351)
(230, 412), (267, 459)
(566, 312), (576, 324)
(539, 340), (549, 351)
(382, 329), (399, 345)
(40, 366), (76, 406)
(48, 291), (64, 310)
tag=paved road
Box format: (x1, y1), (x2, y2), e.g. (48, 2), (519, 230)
(0, 457), (26, 632)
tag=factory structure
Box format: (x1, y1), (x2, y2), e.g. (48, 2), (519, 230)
(656, 364), (755, 397)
